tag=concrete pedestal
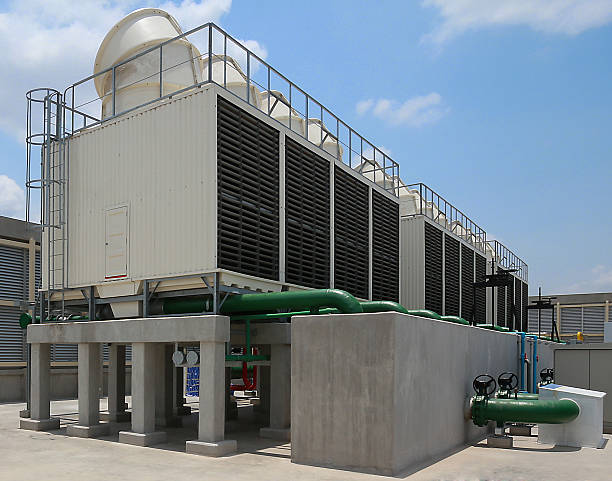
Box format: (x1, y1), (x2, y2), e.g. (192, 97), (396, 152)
(67, 423), (110, 438)
(107, 344), (128, 422)
(156, 344), (182, 428)
(260, 427), (290, 441)
(100, 411), (131, 423)
(186, 439), (237, 457)
(260, 343), (290, 439)
(119, 431), (167, 446)
(19, 418), (60, 431)
(487, 435), (513, 448)
(20, 343), (59, 432)
(509, 425), (532, 436)
(19, 409), (30, 418)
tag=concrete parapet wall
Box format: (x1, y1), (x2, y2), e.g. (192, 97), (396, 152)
(291, 312), (555, 475)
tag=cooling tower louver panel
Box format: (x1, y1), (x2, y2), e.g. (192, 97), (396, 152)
(506, 277), (515, 329)
(444, 234), (460, 316)
(461, 245), (475, 321)
(497, 285), (506, 327)
(522, 281), (528, 332)
(424, 222), (443, 313)
(514, 277), (522, 331)
(284, 137), (330, 289)
(217, 96), (280, 280)
(475, 253), (486, 322)
(372, 190), (399, 302)
(334, 167), (369, 299)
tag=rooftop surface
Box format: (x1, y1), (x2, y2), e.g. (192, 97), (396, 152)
(1, 398), (610, 480)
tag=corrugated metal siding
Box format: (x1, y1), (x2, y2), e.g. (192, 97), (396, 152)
(67, 87), (217, 287)
(334, 166), (369, 299)
(475, 254), (487, 322)
(460, 245), (474, 320)
(583, 306), (605, 335)
(444, 234), (460, 316)
(0, 307), (24, 362)
(0, 245), (27, 300)
(424, 222), (443, 313)
(400, 217), (425, 309)
(284, 137), (330, 289)
(217, 96), (280, 280)
(371, 190), (399, 302)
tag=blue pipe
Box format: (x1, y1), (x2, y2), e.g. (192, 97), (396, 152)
(526, 335), (538, 393)
(518, 332), (526, 391)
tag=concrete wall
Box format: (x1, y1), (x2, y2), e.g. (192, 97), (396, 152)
(0, 367), (131, 403)
(291, 312), (556, 476)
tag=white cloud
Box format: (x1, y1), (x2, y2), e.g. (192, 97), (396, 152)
(422, 0), (612, 44)
(557, 264), (612, 294)
(0, 0), (265, 141)
(0, 174), (25, 219)
(356, 93), (449, 127)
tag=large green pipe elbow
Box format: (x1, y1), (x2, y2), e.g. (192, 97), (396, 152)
(220, 289), (363, 315)
(472, 398), (579, 427)
(406, 309), (442, 320)
(441, 315), (470, 325)
(360, 301), (409, 314)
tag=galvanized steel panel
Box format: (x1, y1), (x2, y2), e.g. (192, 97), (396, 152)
(528, 308), (552, 333)
(66, 87), (217, 287)
(400, 216), (425, 309)
(561, 307), (582, 334)
(0, 307), (24, 361)
(583, 306), (605, 335)
(0, 245), (27, 300)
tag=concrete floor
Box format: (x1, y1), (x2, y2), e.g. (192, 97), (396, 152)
(2, 399), (611, 480)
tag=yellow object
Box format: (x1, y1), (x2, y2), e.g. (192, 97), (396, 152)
(577, 331), (584, 342)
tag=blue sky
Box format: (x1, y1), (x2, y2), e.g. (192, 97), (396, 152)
(0, 0), (611, 295)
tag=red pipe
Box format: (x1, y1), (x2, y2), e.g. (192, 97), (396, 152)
(241, 347), (258, 391)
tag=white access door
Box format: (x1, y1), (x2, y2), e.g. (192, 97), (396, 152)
(105, 206), (128, 279)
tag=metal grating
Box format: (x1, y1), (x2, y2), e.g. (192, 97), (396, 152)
(0, 307), (24, 362)
(461, 245), (474, 321)
(424, 222), (443, 313)
(444, 234), (460, 316)
(334, 167), (369, 299)
(284, 137), (330, 289)
(522, 281), (528, 332)
(514, 277), (522, 331)
(475, 253), (487, 322)
(217, 96), (280, 280)
(506, 278), (515, 330)
(372, 190), (399, 301)
(497, 285), (506, 327)
(0, 245), (27, 301)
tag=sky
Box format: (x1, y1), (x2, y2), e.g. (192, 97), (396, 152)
(0, 0), (611, 295)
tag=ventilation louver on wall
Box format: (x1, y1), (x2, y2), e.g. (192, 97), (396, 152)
(506, 279), (515, 330)
(217, 96), (280, 280)
(461, 245), (474, 321)
(444, 234), (460, 316)
(424, 222), (443, 313)
(372, 190), (399, 302)
(334, 167), (369, 299)
(475, 253), (487, 322)
(497, 285), (506, 327)
(285, 137), (330, 289)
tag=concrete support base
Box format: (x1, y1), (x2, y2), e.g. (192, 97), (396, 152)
(19, 409), (30, 418)
(509, 425), (532, 436)
(19, 418), (60, 431)
(487, 434), (513, 448)
(100, 411), (131, 423)
(66, 423), (109, 438)
(118, 431), (167, 447)
(259, 427), (290, 441)
(186, 439), (237, 457)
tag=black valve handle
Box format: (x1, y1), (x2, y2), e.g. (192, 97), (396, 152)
(498, 372), (518, 391)
(540, 368), (554, 383)
(473, 374), (496, 397)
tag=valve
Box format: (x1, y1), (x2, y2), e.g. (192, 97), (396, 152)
(473, 374), (496, 398)
(496, 372), (518, 399)
(540, 368), (554, 386)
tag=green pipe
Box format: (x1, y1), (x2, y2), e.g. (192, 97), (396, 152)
(19, 313), (88, 329)
(220, 289), (363, 315)
(360, 301), (409, 314)
(472, 398), (579, 427)
(441, 315), (470, 325)
(496, 392), (539, 400)
(163, 297), (212, 315)
(406, 309), (442, 320)
(477, 323), (511, 332)
(231, 308), (339, 322)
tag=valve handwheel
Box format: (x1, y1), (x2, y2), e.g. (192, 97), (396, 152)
(473, 374), (496, 397)
(540, 368), (554, 384)
(498, 372), (518, 391)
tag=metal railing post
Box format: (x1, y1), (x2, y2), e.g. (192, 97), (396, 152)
(159, 45), (163, 98)
(208, 26), (213, 82)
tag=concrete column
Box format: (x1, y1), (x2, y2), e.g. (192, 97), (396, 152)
(67, 343), (109, 437)
(105, 344), (129, 422)
(20, 343), (59, 431)
(260, 343), (291, 441)
(119, 343), (167, 446)
(155, 344), (181, 427)
(186, 340), (236, 456)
